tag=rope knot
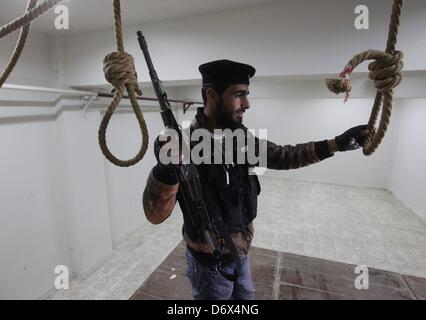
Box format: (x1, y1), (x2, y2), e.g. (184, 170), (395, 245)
(103, 51), (142, 95)
(325, 65), (353, 102)
(325, 77), (351, 96)
(368, 50), (404, 92)
(325, 50), (404, 102)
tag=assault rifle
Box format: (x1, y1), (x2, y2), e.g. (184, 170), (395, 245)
(137, 31), (238, 281)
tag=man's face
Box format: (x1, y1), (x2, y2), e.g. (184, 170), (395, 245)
(213, 84), (250, 129)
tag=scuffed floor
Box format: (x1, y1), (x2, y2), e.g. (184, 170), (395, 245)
(47, 177), (426, 300)
(131, 242), (426, 300)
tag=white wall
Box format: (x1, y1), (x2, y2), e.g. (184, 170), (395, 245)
(390, 99), (426, 221)
(63, 0), (426, 87)
(56, 110), (114, 275)
(0, 29), (55, 86)
(0, 117), (72, 299)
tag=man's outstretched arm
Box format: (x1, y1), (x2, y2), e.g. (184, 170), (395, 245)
(264, 125), (368, 170)
(265, 139), (332, 170)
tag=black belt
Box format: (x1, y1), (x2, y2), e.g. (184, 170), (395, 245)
(186, 245), (234, 267)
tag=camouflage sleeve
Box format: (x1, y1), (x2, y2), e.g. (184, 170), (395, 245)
(266, 139), (334, 170)
(244, 126), (333, 170)
(142, 166), (179, 225)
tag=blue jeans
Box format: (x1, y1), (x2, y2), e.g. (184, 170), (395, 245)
(185, 249), (256, 300)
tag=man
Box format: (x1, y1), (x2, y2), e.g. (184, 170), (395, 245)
(142, 59), (368, 300)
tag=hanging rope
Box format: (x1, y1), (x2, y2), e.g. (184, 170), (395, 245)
(0, 0), (63, 88)
(98, 0), (149, 167)
(326, 0), (404, 156)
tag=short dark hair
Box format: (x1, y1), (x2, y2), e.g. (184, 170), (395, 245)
(201, 85), (228, 105)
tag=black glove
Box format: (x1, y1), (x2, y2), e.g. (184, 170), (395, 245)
(335, 125), (369, 152)
(154, 134), (180, 166)
(154, 135), (166, 165)
(152, 135), (179, 184)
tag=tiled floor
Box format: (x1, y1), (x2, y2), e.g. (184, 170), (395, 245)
(131, 242), (426, 300)
(253, 176), (426, 278)
(47, 177), (426, 300)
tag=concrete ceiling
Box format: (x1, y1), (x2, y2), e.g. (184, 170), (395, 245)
(0, 0), (279, 35)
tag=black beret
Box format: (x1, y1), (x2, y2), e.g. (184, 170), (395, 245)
(199, 59), (256, 87)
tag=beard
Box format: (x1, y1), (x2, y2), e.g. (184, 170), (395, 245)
(215, 97), (243, 130)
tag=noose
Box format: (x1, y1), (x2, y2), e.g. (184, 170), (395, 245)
(0, 0), (63, 88)
(326, 0), (404, 156)
(98, 0), (149, 167)
(0, 0), (148, 166)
